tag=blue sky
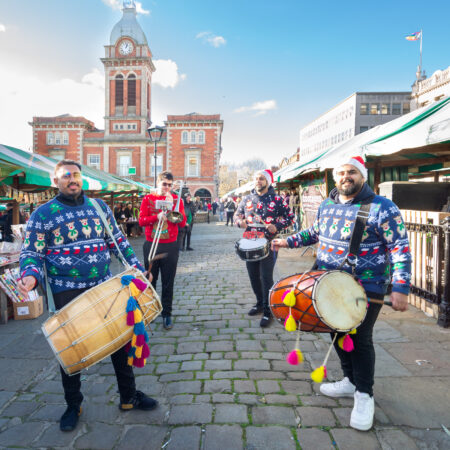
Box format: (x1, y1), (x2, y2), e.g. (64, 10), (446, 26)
(0, 0), (449, 166)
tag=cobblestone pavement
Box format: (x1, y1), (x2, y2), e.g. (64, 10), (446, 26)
(1, 222), (450, 449)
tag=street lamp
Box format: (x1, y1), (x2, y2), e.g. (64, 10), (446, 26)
(147, 125), (164, 188)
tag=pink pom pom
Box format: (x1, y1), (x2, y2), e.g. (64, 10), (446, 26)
(286, 349), (303, 365)
(126, 311), (135, 326)
(124, 341), (131, 352)
(132, 278), (147, 292)
(323, 366), (327, 378)
(133, 357), (145, 368)
(136, 333), (146, 346)
(281, 290), (289, 301)
(342, 334), (354, 352)
(142, 343), (150, 358)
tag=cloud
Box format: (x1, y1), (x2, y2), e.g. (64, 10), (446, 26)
(153, 59), (186, 88)
(196, 31), (226, 48)
(0, 24), (6, 32)
(101, 0), (150, 15)
(234, 100), (277, 116)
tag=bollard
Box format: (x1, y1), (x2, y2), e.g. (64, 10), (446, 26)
(438, 216), (450, 327)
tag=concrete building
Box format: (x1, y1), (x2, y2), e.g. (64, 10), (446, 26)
(299, 92), (411, 162)
(30, 1), (223, 200)
(411, 66), (450, 110)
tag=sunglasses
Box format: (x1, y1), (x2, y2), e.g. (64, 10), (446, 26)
(161, 182), (173, 187)
(60, 171), (82, 180)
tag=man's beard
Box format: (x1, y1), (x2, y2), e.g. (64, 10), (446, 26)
(337, 179), (364, 196)
(255, 182), (267, 194)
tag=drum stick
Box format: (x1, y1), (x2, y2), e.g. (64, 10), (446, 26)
(148, 214), (164, 263)
(369, 298), (393, 307)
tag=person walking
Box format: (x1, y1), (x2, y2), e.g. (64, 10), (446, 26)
(182, 194), (195, 251)
(18, 159), (157, 433)
(272, 156), (411, 431)
(225, 197), (236, 226)
(218, 199), (225, 222)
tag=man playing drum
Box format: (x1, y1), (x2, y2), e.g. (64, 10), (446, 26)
(18, 160), (158, 432)
(235, 169), (294, 327)
(272, 156), (411, 431)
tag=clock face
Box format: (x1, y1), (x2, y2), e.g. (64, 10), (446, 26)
(119, 40), (133, 55)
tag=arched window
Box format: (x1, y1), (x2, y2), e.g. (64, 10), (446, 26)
(47, 132), (54, 145)
(198, 130), (205, 144)
(55, 132), (61, 145)
(190, 131), (196, 144)
(62, 132), (69, 145)
(181, 131), (188, 144)
(115, 75), (124, 107)
(127, 74), (136, 107)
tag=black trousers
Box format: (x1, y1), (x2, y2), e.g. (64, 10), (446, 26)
(331, 302), (382, 396)
(53, 289), (136, 407)
(182, 225), (192, 249)
(226, 212), (234, 225)
(144, 240), (179, 317)
(245, 250), (278, 314)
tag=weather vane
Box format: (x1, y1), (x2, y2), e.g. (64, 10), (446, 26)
(123, 0), (136, 8)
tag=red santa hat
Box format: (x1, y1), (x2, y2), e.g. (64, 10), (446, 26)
(255, 169), (274, 185)
(333, 156), (368, 179)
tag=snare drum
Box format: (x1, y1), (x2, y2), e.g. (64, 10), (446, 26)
(270, 270), (367, 332)
(235, 237), (270, 262)
(42, 268), (162, 375)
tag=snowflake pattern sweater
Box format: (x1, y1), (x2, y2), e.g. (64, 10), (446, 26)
(286, 183), (411, 298)
(20, 194), (145, 293)
(234, 186), (295, 240)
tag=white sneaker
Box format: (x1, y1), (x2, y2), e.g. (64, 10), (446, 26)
(350, 391), (375, 431)
(319, 377), (356, 398)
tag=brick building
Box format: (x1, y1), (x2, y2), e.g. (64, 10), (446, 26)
(29, 1), (223, 200)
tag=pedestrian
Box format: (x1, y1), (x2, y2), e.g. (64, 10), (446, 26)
(0, 202), (26, 242)
(124, 203), (135, 237)
(207, 201), (212, 223)
(212, 198), (219, 215)
(234, 169), (294, 327)
(225, 197), (236, 226)
(182, 193), (195, 251)
(17, 159), (157, 433)
(272, 156), (411, 431)
(139, 171), (187, 330)
(218, 198), (225, 222)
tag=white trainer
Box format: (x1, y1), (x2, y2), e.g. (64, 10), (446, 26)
(350, 391), (375, 431)
(319, 377), (356, 398)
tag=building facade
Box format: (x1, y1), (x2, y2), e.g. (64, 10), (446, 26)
(411, 66), (450, 110)
(299, 92), (411, 162)
(30, 1), (223, 200)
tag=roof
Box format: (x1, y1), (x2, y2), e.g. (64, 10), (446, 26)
(166, 113), (222, 122)
(110, 4), (148, 45)
(31, 115), (95, 128)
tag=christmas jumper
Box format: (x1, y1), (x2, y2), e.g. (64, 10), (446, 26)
(286, 183), (411, 298)
(234, 186), (295, 240)
(20, 194), (145, 293)
(139, 192), (187, 243)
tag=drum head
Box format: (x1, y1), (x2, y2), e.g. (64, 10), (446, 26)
(313, 271), (367, 332)
(238, 238), (267, 250)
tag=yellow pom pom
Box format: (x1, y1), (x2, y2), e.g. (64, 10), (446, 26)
(349, 328), (357, 335)
(134, 308), (143, 323)
(283, 291), (296, 307)
(310, 366), (326, 383)
(131, 334), (137, 347)
(284, 314), (297, 332)
(135, 346), (142, 358)
(130, 283), (141, 298)
(127, 356), (134, 366)
(337, 336), (345, 350)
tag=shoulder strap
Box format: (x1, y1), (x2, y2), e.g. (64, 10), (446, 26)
(44, 265), (56, 314)
(90, 198), (130, 269)
(348, 203), (371, 256)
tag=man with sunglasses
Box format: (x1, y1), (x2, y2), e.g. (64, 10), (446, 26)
(18, 159), (157, 433)
(139, 171), (186, 330)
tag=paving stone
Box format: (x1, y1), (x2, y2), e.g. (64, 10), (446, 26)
(203, 379), (232, 393)
(212, 393), (235, 403)
(170, 394), (194, 404)
(264, 341), (285, 351)
(376, 428), (419, 449)
(204, 359), (232, 370)
(246, 426), (296, 450)
(168, 404), (213, 424)
(150, 344), (176, 356)
(204, 424), (243, 450)
(206, 341), (234, 352)
(262, 351), (285, 360)
(264, 394), (299, 405)
(257, 380), (280, 394)
(116, 425), (168, 450)
(194, 394), (211, 403)
(234, 359), (271, 370)
(300, 395), (338, 407)
(177, 341), (205, 353)
(237, 394), (260, 405)
(74, 422), (121, 449)
(168, 354), (193, 362)
(121, 403), (169, 425)
(166, 381), (202, 395)
(1, 400), (39, 418)
(166, 426), (201, 450)
(236, 340), (263, 351)
(297, 428), (334, 450)
(224, 351), (239, 359)
(155, 362), (180, 374)
(234, 380), (256, 393)
(0, 391), (15, 410)
(280, 380), (312, 395)
(214, 404), (248, 423)
(194, 352), (209, 360)
(213, 370), (247, 379)
(241, 351), (261, 359)
(249, 370), (286, 379)
(403, 428), (450, 450)
(181, 360), (203, 371)
(0, 422), (44, 447)
(331, 428), (381, 450)
(295, 406), (336, 427)
(33, 423), (77, 448)
(252, 406), (297, 425)
(30, 403), (64, 421)
(159, 372), (194, 382)
(333, 407), (352, 426)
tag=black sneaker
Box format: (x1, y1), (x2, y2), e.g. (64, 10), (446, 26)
(120, 390), (158, 411)
(248, 305), (263, 316)
(163, 316), (173, 330)
(186, 247), (194, 251)
(260, 315), (272, 328)
(60, 405), (82, 432)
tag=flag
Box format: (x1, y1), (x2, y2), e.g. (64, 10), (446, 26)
(405, 31), (421, 41)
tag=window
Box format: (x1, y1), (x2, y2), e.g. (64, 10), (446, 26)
(150, 155), (163, 177)
(198, 131), (205, 144)
(360, 104), (369, 115)
(403, 102), (410, 114)
(115, 75), (124, 107)
(55, 132), (61, 145)
(182, 131), (188, 143)
(127, 74), (136, 107)
(47, 132), (54, 145)
(62, 132), (69, 145)
(381, 104), (390, 115)
(188, 156), (199, 176)
(360, 126), (369, 133)
(88, 154), (100, 169)
(118, 154), (131, 176)
(392, 103), (401, 115)
(370, 104), (380, 115)
(190, 131), (196, 144)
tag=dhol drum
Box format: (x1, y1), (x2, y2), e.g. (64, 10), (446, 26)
(270, 270), (367, 332)
(42, 268), (162, 375)
(235, 237), (270, 262)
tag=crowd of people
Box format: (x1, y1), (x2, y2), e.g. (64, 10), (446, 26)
(15, 157), (411, 434)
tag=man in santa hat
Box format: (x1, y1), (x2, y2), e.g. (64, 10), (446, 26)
(272, 156), (411, 431)
(234, 169), (294, 327)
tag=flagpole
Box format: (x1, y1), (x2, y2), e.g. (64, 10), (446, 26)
(419, 29), (423, 78)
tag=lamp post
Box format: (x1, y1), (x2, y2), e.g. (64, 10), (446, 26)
(147, 125), (164, 188)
